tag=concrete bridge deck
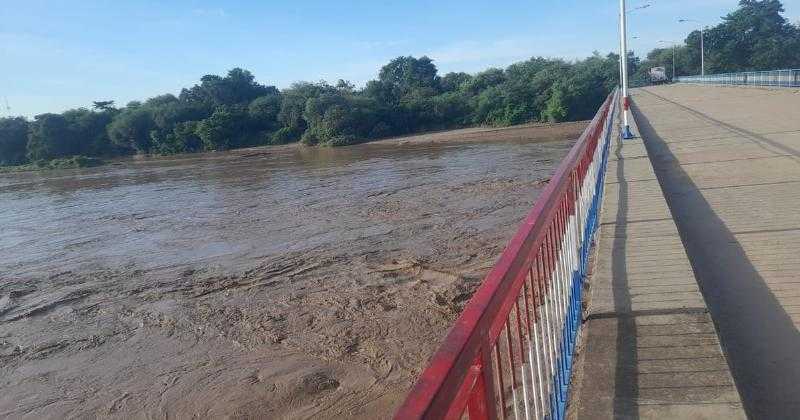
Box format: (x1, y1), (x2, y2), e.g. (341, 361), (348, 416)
(572, 84), (800, 419)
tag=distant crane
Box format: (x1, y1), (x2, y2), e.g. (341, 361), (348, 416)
(3, 96), (10, 114)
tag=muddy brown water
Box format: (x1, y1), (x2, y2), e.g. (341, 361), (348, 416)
(0, 124), (582, 419)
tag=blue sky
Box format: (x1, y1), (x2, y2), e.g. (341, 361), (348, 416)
(3, 0), (799, 117)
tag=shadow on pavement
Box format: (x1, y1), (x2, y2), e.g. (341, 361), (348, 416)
(632, 96), (800, 419)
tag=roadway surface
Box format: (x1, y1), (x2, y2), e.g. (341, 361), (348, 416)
(631, 85), (800, 419)
(570, 87), (744, 420)
(573, 84), (800, 419)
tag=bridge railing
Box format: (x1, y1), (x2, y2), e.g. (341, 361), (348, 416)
(394, 89), (618, 420)
(676, 69), (800, 87)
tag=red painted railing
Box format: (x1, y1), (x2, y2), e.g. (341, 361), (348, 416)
(394, 90), (618, 420)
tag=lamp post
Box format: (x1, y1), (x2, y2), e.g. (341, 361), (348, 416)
(619, 0), (635, 139)
(678, 18), (704, 76)
(618, 5), (649, 89)
(658, 40), (677, 81)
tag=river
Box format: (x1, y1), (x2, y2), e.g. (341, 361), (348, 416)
(0, 123), (582, 419)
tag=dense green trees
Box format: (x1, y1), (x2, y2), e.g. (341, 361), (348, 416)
(107, 106), (155, 153)
(179, 68), (275, 108)
(705, 0), (800, 72)
(26, 114), (78, 161)
(542, 85), (568, 123)
(63, 108), (114, 156)
(2, 0), (798, 168)
(248, 94), (282, 132)
(0, 117), (29, 165)
(633, 0), (800, 83)
(196, 106), (248, 150)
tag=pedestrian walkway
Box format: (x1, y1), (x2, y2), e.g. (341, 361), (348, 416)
(627, 84), (800, 419)
(570, 89), (746, 419)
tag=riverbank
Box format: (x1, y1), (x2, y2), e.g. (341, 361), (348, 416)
(365, 121), (588, 146)
(0, 121), (585, 418)
(0, 156), (103, 173)
(0, 121), (585, 175)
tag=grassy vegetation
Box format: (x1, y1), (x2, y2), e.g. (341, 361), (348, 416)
(0, 156), (103, 173)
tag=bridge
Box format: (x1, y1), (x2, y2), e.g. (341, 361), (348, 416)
(575, 83), (800, 420)
(395, 78), (800, 419)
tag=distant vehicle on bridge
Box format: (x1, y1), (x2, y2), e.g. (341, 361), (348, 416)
(649, 66), (669, 84)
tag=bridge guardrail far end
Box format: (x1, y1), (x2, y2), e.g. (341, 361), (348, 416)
(676, 69), (800, 88)
(394, 89), (619, 420)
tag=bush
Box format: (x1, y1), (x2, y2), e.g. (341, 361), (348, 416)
(300, 129), (320, 145)
(271, 127), (301, 145)
(249, 94), (282, 131)
(107, 107), (155, 153)
(62, 156), (102, 168)
(324, 134), (359, 147)
(195, 106), (248, 150)
(368, 122), (392, 139)
(541, 85), (568, 123)
(42, 155), (103, 169)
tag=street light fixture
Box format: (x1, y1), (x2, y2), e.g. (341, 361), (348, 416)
(627, 4), (651, 13)
(630, 36), (640, 55)
(624, 4), (651, 77)
(678, 18), (705, 76)
(623, 2), (650, 74)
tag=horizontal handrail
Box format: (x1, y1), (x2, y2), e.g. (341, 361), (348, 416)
(676, 69), (800, 88)
(394, 89), (618, 420)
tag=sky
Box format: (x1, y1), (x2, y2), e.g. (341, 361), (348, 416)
(3, 0), (800, 118)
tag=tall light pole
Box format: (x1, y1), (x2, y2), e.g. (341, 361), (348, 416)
(658, 40), (677, 81)
(619, 0), (634, 139)
(622, 5), (650, 90)
(679, 18), (704, 76)
(618, 5), (649, 90)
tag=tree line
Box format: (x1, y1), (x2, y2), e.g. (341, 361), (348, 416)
(1, 0), (797, 168)
(0, 55), (619, 167)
